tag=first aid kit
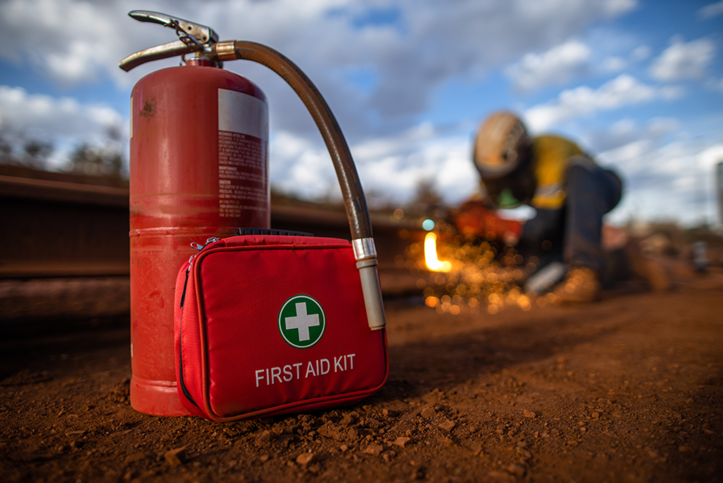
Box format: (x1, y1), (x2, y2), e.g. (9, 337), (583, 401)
(174, 230), (388, 421)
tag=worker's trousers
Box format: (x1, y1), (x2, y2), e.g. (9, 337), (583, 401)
(520, 157), (622, 275)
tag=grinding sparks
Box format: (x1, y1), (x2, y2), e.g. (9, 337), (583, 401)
(424, 232), (452, 272)
(403, 230), (562, 316)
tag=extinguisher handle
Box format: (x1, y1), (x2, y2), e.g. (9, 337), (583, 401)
(213, 40), (386, 330)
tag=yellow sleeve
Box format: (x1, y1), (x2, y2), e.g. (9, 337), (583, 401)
(530, 135), (585, 210)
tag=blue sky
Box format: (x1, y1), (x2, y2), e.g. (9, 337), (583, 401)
(1, 0), (722, 226)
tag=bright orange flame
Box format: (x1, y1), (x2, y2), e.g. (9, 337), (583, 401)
(424, 232), (452, 272)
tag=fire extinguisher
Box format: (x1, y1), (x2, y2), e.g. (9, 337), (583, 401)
(120, 11), (385, 417)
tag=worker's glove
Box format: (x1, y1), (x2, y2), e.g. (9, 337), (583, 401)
(453, 199), (522, 245)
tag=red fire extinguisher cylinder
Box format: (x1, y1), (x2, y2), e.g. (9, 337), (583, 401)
(129, 59), (270, 416)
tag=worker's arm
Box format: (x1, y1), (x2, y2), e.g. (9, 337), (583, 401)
(453, 199), (523, 245)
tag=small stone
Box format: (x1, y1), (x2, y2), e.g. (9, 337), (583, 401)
(366, 418), (381, 429)
(394, 436), (411, 448)
(592, 412), (600, 419)
(254, 430), (273, 448)
(567, 440), (578, 447)
(507, 463), (526, 477)
(438, 420), (456, 432)
(340, 412), (358, 426)
(516, 446), (532, 458)
(523, 410), (537, 419)
(296, 452), (314, 465)
(164, 447), (186, 467)
(340, 444), (348, 452)
(421, 407), (436, 419)
(469, 442), (483, 456)
(124, 453), (145, 465)
(346, 428), (358, 440)
(365, 444), (384, 455)
(259, 455), (269, 462)
(382, 409), (389, 416)
(318, 422), (345, 441)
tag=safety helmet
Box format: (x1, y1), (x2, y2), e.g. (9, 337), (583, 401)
(473, 111), (529, 179)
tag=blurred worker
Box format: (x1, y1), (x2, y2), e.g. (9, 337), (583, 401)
(455, 111), (622, 303)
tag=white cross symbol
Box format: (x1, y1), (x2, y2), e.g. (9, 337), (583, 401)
(285, 302), (320, 341)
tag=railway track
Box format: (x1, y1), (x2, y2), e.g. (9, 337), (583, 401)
(0, 173), (426, 322)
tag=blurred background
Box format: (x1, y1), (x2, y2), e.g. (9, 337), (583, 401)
(1, 0), (722, 322)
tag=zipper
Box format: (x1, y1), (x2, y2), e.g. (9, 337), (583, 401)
(178, 236), (219, 410)
(179, 267), (191, 308)
(180, 237), (220, 309)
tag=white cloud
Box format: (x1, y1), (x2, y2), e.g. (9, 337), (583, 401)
(0, 85), (126, 169)
(269, 123), (478, 205)
(602, 57), (626, 72)
(630, 45), (651, 61)
(706, 77), (723, 93)
(649, 37), (716, 82)
(524, 75), (682, 131)
(0, 85), (125, 140)
(506, 40), (591, 93)
(599, 138), (723, 225)
(602, 45), (650, 72)
(1, 0), (130, 86)
(582, 117), (679, 153)
(699, 144), (723, 171)
(697, 1), (723, 19)
(0, 0), (638, 137)
(355, 131), (478, 205)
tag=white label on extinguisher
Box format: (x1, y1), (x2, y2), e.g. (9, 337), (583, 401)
(218, 89), (268, 140)
(218, 89), (269, 219)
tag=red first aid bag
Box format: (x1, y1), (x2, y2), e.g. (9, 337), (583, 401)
(174, 232), (388, 421)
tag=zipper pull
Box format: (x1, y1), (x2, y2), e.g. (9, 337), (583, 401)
(190, 237), (220, 251)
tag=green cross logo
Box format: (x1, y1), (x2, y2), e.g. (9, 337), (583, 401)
(278, 295), (326, 349)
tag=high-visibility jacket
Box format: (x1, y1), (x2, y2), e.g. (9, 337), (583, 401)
(530, 135), (585, 210)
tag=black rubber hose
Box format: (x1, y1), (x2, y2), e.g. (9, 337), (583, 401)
(220, 41), (372, 240)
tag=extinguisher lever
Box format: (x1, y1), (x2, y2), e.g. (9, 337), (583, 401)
(119, 11), (219, 72)
(128, 10), (218, 45)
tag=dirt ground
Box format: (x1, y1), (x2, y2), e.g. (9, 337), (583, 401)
(1, 277), (722, 483)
